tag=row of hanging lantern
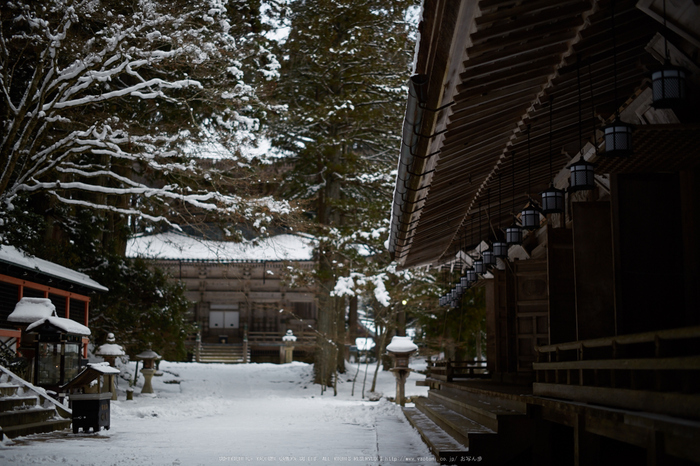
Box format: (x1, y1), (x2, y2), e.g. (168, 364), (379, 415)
(531, 0), (687, 219)
(440, 0), (687, 310)
(439, 205), (498, 308)
(570, 0), (687, 189)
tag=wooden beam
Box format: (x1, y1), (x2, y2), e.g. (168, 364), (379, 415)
(533, 383), (700, 419)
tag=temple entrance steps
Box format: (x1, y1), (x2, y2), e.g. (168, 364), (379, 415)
(197, 344), (250, 364)
(0, 368), (72, 439)
(403, 379), (534, 465)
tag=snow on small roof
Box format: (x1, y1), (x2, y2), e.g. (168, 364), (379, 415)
(0, 244), (108, 292)
(26, 316), (91, 336)
(7, 298), (57, 323)
(126, 231), (315, 262)
(386, 336), (418, 354)
(95, 343), (126, 356)
(86, 362), (120, 375)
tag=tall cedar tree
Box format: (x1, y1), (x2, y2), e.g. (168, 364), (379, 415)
(271, 0), (416, 386)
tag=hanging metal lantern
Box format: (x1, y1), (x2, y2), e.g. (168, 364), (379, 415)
(506, 224), (523, 245)
(603, 120), (633, 157)
(520, 201), (541, 230)
(465, 268), (477, 283)
(652, 65), (688, 109)
(569, 158), (596, 191)
(482, 249), (496, 267)
(492, 240), (508, 258)
(473, 258), (486, 274)
(541, 185), (565, 214)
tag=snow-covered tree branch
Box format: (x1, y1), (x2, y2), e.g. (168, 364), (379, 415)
(0, 0), (287, 230)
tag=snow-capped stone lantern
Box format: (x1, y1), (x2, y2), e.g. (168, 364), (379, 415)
(135, 348), (161, 394)
(95, 333), (125, 400)
(96, 333), (125, 367)
(386, 336), (418, 407)
(281, 330), (297, 364)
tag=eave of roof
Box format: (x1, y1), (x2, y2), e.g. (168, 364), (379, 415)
(390, 0), (700, 269)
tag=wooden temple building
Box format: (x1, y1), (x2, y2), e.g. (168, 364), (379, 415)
(0, 244), (107, 389)
(389, 1), (699, 464)
(126, 231), (318, 363)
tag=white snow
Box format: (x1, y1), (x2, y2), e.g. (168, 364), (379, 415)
(95, 343), (126, 356)
(126, 231), (316, 262)
(386, 337), (419, 354)
(25, 316), (91, 336)
(0, 244), (108, 292)
(355, 338), (376, 351)
(7, 298), (57, 323)
(0, 360), (436, 465)
(84, 362), (121, 375)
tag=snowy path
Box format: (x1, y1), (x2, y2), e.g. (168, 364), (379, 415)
(0, 361), (437, 466)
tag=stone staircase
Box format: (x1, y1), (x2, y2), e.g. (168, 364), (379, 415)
(403, 380), (534, 465)
(197, 343), (250, 363)
(0, 367), (72, 439)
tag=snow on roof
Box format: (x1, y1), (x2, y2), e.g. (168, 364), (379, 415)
(86, 362), (120, 375)
(0, 244), (108, 292)
(386, 336), (418, 354)
(126, 231), (315, 262)
(26, 316), (91, 336)
(7, 298), (57, 323)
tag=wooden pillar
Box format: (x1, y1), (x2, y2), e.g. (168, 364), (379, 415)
(83, 300), (89, 327)
(646, 430), (666, 466)
(574, 414), (600, 466)
(547, 225), (576, 345)
(572, 202), (615, 340)
(611, 173), (686, 335)
(680, 169), (699, 326)
(484, 277), (497, 374)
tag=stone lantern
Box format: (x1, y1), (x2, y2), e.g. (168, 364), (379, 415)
(386, 336), (418, 407)
(135, 348), (161, 394)
(95, 333), (125, 400)
(281, 330), (297, 364)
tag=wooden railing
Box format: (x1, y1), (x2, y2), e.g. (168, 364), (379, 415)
(427, 359), (489, 382)
(247, 331), (316, 345)
(534, 326), (700, 419)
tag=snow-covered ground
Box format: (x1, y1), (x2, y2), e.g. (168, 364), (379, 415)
(0, 359), (437, 466)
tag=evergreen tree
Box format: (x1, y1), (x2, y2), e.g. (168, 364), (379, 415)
(271, 0), (417, 386)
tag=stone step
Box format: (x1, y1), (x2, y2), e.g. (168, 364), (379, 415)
(403, 406), (467, 463)
(199, 345), (246, 351)
(0, 396), (38, 412)
(197, 345), (250, 363)
(199, 350), (247, 355)
(1, 418), (72, 439)
(428, 389), (523, 432)
(0, 406), (57, 427)
(198, 358), (246, 363)
(413, 397), (495, 449)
